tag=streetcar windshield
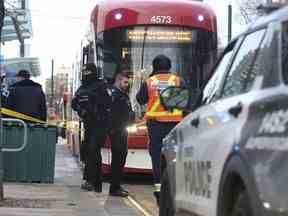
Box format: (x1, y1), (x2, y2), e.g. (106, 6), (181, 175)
(96, 26), (217, 117)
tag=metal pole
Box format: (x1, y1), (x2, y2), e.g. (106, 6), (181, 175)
(0, 0), (5, 201)
(51, 59), (54, 109)
(228, 3), (232, 43)
(20, 0), (25, 57)
(0, 0), (4, 39)
(20, 43), (25, 57)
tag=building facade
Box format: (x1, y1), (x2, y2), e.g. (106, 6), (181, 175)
(45, 64), (71, 120)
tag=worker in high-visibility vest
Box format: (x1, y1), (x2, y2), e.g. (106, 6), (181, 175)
(136, 55), (183, 206)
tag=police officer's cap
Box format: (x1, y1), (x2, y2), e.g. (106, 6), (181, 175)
(152, 55), (171, 72)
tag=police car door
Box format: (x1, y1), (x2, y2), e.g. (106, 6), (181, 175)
(176, 29), (267, 216)
(175, 39), (239, 215)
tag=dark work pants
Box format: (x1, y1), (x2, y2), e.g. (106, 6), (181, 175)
(146, 120), (177, 184)
(109, 128), (128, 190)
(84, 122), (107, 186)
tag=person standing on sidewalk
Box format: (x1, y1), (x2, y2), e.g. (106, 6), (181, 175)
(72, 63), (112, 192)
(136, 55), (183, 205)
(6, 69), (47, 121)
(108, 71), (134, 197)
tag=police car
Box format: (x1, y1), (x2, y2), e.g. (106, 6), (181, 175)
(159, 5), (288, 216)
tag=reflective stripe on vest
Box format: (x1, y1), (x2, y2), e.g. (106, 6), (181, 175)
(154, 184), (161, 192)
(145, 74), (183, 122)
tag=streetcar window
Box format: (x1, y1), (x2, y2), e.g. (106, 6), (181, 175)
(97, 26), (217, 118)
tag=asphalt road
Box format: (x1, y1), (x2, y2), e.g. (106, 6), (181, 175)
(105, 174), (159, 216)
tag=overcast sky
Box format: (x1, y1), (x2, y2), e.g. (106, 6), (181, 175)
(29, 0), (95, 84)
(3, 0), (248, 86)
(205, 0), (247, 44)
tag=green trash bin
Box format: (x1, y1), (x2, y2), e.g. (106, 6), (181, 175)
(2, 123), (57, 183)
(2, 122), (26, 182)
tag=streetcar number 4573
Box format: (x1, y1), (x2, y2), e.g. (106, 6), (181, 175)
(150, 16), (172, 24)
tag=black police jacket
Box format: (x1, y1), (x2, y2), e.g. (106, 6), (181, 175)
(71, 80), (112, 123)
(109, 86), (134, 131)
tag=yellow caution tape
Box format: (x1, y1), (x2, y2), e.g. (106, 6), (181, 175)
(1, 108), (81, 134)
(1, 108), (47, 124)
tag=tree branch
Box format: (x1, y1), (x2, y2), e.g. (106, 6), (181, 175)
(236, 0), (263, 24)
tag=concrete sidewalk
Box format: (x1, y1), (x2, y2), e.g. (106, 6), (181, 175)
(0, 141), (141, 216)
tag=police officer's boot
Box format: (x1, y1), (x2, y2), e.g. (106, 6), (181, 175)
(81, 181), (102, 193)
(94, 183), (102, 193)
(109, 185), (128, 197)
(153, 191), (160, 206)
(81, 181), (94, 191)
(153, 183), (161, 206)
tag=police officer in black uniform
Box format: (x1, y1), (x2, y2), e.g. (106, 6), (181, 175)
(71, 63), (112, 192)
(109, 71), (134, 197)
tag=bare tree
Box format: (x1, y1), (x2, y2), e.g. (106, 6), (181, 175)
(236, 0), (265, 24)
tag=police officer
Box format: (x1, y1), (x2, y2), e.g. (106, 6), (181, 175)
(109, 71), (134, 197)
(71, 63), (112, 192)
(136, 55), (183, 205)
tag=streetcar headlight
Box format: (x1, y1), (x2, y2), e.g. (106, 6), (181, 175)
(115, 13), (123, 20)
(263, 202), (271, 209)
(198, 15), (204, 22)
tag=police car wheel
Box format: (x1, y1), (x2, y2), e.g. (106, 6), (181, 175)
(159, 168), (174, 216)
(231, 191), (253, 216)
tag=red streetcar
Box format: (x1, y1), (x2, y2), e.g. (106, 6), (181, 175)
(69, 0), (218, 174)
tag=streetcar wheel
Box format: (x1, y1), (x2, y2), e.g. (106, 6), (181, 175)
(159, 168), (174, 216)
(231, 191), (253, 216)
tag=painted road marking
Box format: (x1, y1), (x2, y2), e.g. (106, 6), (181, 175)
(125, 195), (153, 216)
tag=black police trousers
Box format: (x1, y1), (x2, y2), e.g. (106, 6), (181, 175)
(109, 128), (128, 191)
(83, 122), (106, 186)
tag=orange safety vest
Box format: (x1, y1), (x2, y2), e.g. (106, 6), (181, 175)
(144, 74), (183, 122)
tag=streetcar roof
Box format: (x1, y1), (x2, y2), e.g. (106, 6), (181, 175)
(91, 0), (217, 33)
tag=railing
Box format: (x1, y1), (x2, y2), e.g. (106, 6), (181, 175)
(1, 118), (28, 152)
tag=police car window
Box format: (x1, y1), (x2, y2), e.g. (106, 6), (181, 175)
(221, 29), (266, 98)
(202, 41), (236, 104)
(282, 22), (288, 84)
